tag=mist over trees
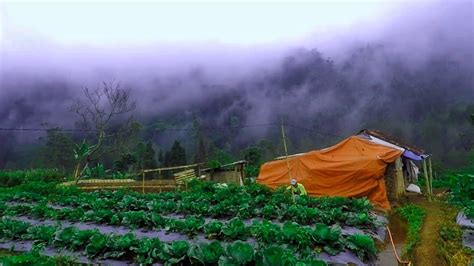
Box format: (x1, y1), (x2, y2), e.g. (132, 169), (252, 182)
(1, 42), (473, 172)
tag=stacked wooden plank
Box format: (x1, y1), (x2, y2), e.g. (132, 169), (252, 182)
(174, 169), (196, 186)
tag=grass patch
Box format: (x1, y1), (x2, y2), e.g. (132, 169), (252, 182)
(396, 204), (426, 259)
(437, 204), (473, 266)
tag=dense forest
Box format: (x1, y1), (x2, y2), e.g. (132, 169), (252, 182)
(1, 44), (473, 174)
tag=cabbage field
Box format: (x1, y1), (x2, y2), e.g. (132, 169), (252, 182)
(0, 181), (384, 265)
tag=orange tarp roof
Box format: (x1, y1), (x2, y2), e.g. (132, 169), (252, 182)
(257, 136), (403, 210)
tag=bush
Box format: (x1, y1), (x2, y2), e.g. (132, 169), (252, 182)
(0, 169), (64, 187)
(446, 173), (474, 219)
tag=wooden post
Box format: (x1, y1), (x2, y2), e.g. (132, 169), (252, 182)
(241, 162), (246, 186)
(237, 164), (243, 186)
(422, 159), (431, 202)
(159, 170), (162, 193)
(428, 157), (434, 198)
(394, 158), (405, 200)
(142, 171), (145, 194)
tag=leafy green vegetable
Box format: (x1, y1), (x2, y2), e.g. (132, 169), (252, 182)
(131, 237), (162, 265)
(260, 205), (279, 219)
(281, 222), (313, 250)
(104, 233), (138, 259)
(313, 224), (340, 243)
(160, 240), (190, 265)
(82, 209), (114, 223)
(222, 218), (248, 240)
(351, 198), (372, 212)
(346, 234), (377, 261)
(346, 213), (373, 227)
(219, 241), (254, 265)
(121, 211), (148, 229)
(255, 246), (298, 266)
(70, 229), (97, 251)
(204, 220), (224, 238)
(251, 220), (280, 243)
(25, 225), (56, 245)
(0, 218), (30, 240)
(150, 214), (168, 228)
(188, 241), (224, 264)
(84, 233), (107, 257)
(53, 227), (75, 249)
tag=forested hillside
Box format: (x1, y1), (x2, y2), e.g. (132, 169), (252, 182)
(1, 43), (473, 172)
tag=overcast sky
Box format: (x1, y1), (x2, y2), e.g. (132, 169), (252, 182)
(0, 0), (472, 146)
(0, 0), (405, 48)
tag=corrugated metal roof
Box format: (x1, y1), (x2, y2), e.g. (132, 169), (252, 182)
(358, 129), (426, 156)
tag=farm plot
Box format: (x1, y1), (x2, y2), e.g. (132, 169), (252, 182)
(0, 181), (385, 265)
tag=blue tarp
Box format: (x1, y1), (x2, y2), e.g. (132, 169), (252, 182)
(402, 150), (423, 161)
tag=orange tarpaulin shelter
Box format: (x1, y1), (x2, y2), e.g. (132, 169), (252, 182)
(257, 136), (403, 210)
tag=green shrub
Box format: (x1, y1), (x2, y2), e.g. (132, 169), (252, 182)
(446, 173), (474, 219)
(0, 169), (64, 187)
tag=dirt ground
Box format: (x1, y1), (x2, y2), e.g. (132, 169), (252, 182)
(405, 190), (473, 266)
(412, 198), (445, 266)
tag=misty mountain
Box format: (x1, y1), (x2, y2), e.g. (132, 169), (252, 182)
(1, 42), (473, 169)
(1, 0), (473, 169)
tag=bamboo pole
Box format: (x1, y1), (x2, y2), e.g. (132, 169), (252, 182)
(422, 159), (431, 202)
(142, 171), (145, 194)
(428, 156), (434, 198)
(143, 163), (201, 173)
(281, 120), (294, 202)
(159, 170), (162, 193)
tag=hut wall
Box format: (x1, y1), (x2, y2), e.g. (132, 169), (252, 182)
(384, 158), (407, 206)
(204, 171), (242, 184)
(384, 163), (398, 203)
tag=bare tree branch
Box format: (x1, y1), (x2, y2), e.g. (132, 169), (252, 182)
(70, 81), (136, 181)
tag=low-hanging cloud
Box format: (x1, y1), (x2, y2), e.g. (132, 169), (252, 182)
(0, 0), (473, 167)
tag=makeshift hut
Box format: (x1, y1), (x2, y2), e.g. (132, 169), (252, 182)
(257, 130), (428, 210)
(200, 160), (247, 185)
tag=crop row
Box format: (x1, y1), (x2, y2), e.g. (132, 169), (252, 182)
(2, 182), (377, 229)
(0, 217), (329, 266)
(0, 203), (377, 261)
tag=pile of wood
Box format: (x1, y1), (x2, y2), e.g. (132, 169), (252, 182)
(174, 169), (196, 187)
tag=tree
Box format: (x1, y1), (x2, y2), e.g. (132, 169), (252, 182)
(158, 150), (164, 166)
(192, 114), (209, 163)
(69, 81), (136, 182)
(194, 137), (209, 164)
(241, 146), (263, 177)
(191, 115), (209, 164)
(137, 141), (157, 170)
(113, 153), (137, 173)
(36, 128), (76, 171)
(164, 140), (187, 167)
(112, 141), (157, 179)
(207, 146), (234, 168)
